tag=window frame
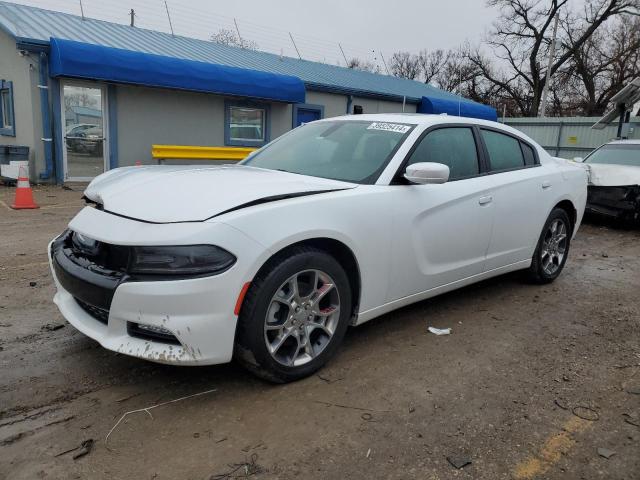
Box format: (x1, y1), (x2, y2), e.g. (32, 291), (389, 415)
(478, 126), (540, 174)
(393, 123), (488, 184)
(0, 80), (16, 137)
(224, 99), (270, 147)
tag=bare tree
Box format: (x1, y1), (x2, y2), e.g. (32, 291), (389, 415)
(417, 49), (449, 84)
(347, 58), (380, 73)
(389, 51), (421, 80)
(64, 91), (98, 111)
(210, 28), (258, 50)
(467, 0), (639, 116)
(562, 14), (640, 115)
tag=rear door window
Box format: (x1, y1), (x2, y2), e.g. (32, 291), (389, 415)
(481, 129), (525, 171)
(521, 142), (536, 166)
(407, 127), (480, 180)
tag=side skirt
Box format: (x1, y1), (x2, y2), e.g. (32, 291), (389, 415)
(353, 259), (531, 326)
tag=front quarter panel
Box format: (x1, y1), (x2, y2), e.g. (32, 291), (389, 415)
(218, 187), (394, 316)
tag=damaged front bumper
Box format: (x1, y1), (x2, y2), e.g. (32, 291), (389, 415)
(585, 184), (640, 222)
(48, 206), (265, 366)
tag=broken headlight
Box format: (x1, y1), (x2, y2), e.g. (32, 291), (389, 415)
(129, 245), (236, 276)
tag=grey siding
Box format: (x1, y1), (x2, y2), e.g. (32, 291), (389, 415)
(116, 85), (301, 166)
(304, 91), (416, 118)
(306, 91), (347, 118)
(352, 96), (417, 114)
(270, 102), (293, 138)
(116, 85), (224, 166)
(505, 117), (640, 159)
(0, 31), (43, 178)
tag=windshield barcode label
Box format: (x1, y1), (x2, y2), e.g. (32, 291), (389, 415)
(367, 122), (411, 134)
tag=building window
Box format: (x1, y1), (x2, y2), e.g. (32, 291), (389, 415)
(225, 100), (269, 147)
(0, 80), (15, 137)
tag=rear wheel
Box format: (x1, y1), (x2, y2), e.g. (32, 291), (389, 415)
(235, 246), (352, 383)
(527, 208), (572, 284)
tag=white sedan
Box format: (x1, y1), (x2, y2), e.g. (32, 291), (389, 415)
(49, 114), (587, 382)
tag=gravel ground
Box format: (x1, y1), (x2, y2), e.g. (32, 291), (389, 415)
(0, 185), (639, 480)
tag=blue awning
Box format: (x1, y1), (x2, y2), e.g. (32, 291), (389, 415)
(418, 96), (497, 122)
(49, 38), (306, 104)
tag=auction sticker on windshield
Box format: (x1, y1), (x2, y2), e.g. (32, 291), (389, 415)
(367, 122), (412, 134)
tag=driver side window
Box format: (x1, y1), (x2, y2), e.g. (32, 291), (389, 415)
(407, 127), (480, 180)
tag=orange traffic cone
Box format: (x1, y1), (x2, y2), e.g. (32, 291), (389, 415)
(10, 165), (39, 210)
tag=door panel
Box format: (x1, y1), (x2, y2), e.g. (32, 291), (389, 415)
(478, 127), (558, 270)
(387, 176), (495, 302)
(62, 84), (107, 181)
(484, 166), (557, 270)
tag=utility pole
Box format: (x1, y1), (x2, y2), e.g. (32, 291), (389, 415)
(539, 12), (559, 117)
(130, 9), (135, 27)
(79, 0), (85, 20)
(164, 1), (174, 36)
(289, 32), (301, 60)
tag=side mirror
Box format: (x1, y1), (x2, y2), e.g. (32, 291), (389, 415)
(404, 162), (450, 185)
(572, 157), (584, 163)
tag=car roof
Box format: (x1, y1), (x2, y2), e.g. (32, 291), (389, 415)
(606, 139), (640, 145)
(322, 113), (496, 126)
(315, 113), (535, 143)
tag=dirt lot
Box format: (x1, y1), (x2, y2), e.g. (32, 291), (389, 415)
(0, 185), (639, 480)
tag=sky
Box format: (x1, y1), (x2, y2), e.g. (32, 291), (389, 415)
(9, 0), (499, 68)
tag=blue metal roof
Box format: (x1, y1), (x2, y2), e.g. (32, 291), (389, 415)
(0, 1), (481, 105)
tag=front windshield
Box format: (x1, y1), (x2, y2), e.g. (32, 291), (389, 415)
(585, 144), (640, 167)
(242, 120), (415, 184)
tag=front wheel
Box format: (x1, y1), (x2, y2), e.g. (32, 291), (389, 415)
(234, 246), (352, 383)
(526, 208), (572, 284)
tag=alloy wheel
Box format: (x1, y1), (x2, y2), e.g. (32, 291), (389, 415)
(541, 218), (567, 275)
(264, 269), (340, 367)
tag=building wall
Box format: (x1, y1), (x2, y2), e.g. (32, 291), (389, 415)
(305, 90), (415, 118)
(0, 31), (44, 177)
(270, 102), (293, 138)
(352, 96), (417, 114)
(116, 85), (301, 166)
(116, 85), (225, 166)
(306, 91), (348, 118)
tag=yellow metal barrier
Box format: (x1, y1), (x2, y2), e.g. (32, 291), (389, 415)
(151, 145), (257, 163)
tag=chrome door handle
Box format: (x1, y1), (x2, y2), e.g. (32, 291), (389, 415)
(542, 181), (552, 189)
(478, 195), (493, 205)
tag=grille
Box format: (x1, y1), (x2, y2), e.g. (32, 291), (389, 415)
(75, 298), (109, 325)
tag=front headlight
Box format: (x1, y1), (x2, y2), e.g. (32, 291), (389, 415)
(129, 245), (236, 276)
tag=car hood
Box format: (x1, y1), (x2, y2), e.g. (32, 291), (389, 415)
(586, 163), (640, 187)
(84, 165), (356, 223)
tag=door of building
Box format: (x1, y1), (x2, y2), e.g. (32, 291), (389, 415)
(61, 82), (108, 182)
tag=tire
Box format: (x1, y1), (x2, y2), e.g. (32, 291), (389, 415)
(526, 208), (572, 284)
(234, 246), (352, 383)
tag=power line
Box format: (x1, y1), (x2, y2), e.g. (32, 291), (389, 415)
(11, 0), (396, 69)
(163, 1), (174, 36)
